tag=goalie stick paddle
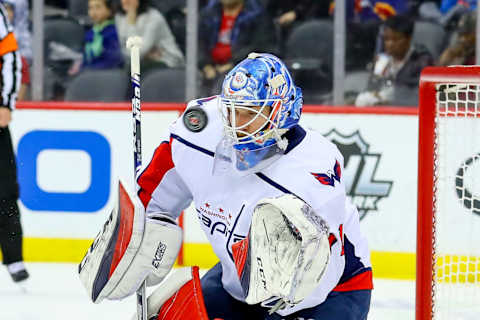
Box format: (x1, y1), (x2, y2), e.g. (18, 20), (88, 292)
(128, 36), (142, 180)
(127, 36), (147, 320)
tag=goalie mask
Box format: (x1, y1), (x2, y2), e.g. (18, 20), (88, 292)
(214, 53), (303, 175)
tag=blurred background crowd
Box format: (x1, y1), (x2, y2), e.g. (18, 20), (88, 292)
(6, 0), (480, 106)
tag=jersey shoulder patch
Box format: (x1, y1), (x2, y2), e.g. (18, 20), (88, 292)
(311, 159), (342, 187)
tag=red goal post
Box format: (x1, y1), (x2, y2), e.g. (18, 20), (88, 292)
(417, 66), (480, 320)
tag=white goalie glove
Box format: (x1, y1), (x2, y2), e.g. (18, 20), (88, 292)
(78, 180), (182, 303)
(232, 194), (330, 312)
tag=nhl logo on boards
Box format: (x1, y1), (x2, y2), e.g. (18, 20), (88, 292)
(183, 107), (208, 132)
(455, 153), (480, 216)
(324, 129), (393, 220)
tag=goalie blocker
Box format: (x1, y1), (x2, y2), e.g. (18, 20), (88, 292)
(78, 181), (182, 303)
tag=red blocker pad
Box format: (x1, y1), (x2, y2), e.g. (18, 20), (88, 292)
(78, 180), (146, 303)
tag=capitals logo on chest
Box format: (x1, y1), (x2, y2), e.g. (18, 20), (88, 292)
(196, 202), (247, 261)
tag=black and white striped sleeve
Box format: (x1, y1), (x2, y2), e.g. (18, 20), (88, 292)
(1, 50), (21, 110)
(0, 4), (21, 110)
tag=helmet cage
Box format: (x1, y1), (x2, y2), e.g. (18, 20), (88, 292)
(220, 97), (287, 149)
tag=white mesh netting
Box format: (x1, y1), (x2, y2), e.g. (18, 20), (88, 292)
(433, 83), (480, 319)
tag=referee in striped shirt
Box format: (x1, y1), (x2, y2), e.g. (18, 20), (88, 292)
(0, 2), (27, 283)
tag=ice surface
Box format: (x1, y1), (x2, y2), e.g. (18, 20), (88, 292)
(0, 263), (415, 319)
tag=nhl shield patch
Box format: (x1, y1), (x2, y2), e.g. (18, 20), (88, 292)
(183, 107), (208, 132)
(324, 129), (393, 220)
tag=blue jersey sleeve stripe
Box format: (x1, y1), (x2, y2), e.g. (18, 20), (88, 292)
(171, 133), (215, 157)
(255, 172), (293, 195)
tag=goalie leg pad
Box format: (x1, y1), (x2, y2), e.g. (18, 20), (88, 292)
(233, 194), (331, 309)
(130, 267), (211, 320)
(78, 181), (182, 303)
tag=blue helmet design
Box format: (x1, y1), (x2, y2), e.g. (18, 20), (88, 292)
(217, 53), (303, 172)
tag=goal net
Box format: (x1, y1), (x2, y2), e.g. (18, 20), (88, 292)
(417, 66), (480, 320)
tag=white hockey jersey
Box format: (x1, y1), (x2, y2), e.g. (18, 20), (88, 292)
(137, 96), (372, 316)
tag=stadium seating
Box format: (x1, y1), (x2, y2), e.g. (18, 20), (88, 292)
(67, 0), (88, 21)
(412, 20), (446, 60)
(344, 71), (370, 93)
(44, 17), (84, 59)
(64, 69), (129, 102)
(284, 19), (333, 67)
(150, 0), (184, 14)
(142, 68), (186, 102)
(44, 17), (85, 99)
(284, 19), (334, 103)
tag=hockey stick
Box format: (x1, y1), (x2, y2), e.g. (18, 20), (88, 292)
(126, 36), (146, 320)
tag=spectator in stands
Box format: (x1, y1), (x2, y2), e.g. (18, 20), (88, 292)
(17, 54), (29, 100)
(266, 0), (330, 33)
(2, 0), (29, 100)
(199, 0), (276, 95)
(418, 0), (474, 28)
(355, 15), (434, 106)
(438, 11), (476, 66)
(329, 0), (409, 22)
(84, 0), (123, 69)
(69, 0), (124, 75)
(1, 0), (32, 65)
(115, 0), (184, 71)
(329, 0), (412, 71)
(158, 0), (215, 54)
(440, 0), (476, 14)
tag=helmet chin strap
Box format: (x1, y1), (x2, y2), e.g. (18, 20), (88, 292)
(273, 128), (289, 150)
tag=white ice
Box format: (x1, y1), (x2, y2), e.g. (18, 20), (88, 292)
(0, 263), (415, 320)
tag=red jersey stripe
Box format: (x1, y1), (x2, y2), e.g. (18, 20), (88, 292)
(137, 140), (175, 209)
(109, 182), (135, 277)
(232, 236), (250, 278)
(333, 269), (373, 292)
